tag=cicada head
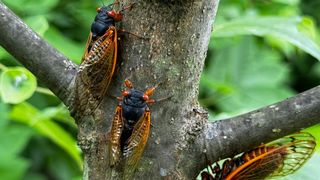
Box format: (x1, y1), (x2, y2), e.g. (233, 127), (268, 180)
(91, 5), (120, 40)
(121, 79), (156, 106)
(107, 9), (123, 22)
(121, 80), (156, 122)
(122, 89), (148, 109)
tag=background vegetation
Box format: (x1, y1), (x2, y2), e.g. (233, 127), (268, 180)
(0, 0), (319, 179)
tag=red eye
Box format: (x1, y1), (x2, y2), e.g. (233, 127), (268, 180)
(96, 7), (102, 13)
(122, 90), (130, 97)
(107, 11), (115, 17)
(142, 94), (149, 101)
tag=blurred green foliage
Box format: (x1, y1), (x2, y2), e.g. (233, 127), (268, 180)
(0, 0), (319, 179)
(199, 0), (320, 179)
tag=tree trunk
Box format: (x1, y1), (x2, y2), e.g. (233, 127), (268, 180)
(1, 0), (320, 179)
(79, 0), (219, 179)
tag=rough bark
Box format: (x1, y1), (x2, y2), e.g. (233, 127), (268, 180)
(1, 0), (320, 180)
(70, 0), (220, 179)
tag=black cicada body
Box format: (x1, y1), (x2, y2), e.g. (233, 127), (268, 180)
(91, 5), (121, 41)
(108, 79), (156, 179)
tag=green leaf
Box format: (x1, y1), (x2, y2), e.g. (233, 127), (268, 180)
(2, 0), (59, 15)
(0, 100), (9, 129)
(212, 16), (320, 60)
(0, 155), (29, 180)
(0, 48), (7, 59)
(0, 67), (37, 104)
(44, 27), (83, 63)
(24, 16), (49, 36)
(0, 125), (33, 157)
(271, 0), (299, 5)
(47, 150), (83, 180)
(297, 17), (317, 39)
(201, 36), (294, 115)
(10, 103), (82, 169)
(23, 173), (47, 180)
(42, 104), (77, 129)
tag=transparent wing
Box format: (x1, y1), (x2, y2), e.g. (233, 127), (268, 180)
(123, 110), (151, 179)
(108, 105), (123, 167)
(226, 132), (316, 180)
(81, 32), (93, 63)
(267, 132), (316, 177)
(72, 27), (118, 119)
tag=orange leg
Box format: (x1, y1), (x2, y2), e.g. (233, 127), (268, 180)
(124, 79), (133, 89)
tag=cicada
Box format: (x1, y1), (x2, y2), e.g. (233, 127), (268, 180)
(108, 79), (156, 179)
(72, 1), (128, 119)
(202, 132), (316, 180)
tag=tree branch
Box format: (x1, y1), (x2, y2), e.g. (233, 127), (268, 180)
(189, 85), (320, 178)
(0, 2), (77, 105)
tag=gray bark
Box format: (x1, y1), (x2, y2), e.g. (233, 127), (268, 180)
(1, 0), (320, 179)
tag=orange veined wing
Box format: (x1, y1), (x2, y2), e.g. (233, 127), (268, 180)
(123, 109), (151, 179)
(108, 105), (124, 167)
(225, 132), (316, 180)
(73, 27), (118, 119)
(267, 132), (316, 177)
(81, 31), (93, 63)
